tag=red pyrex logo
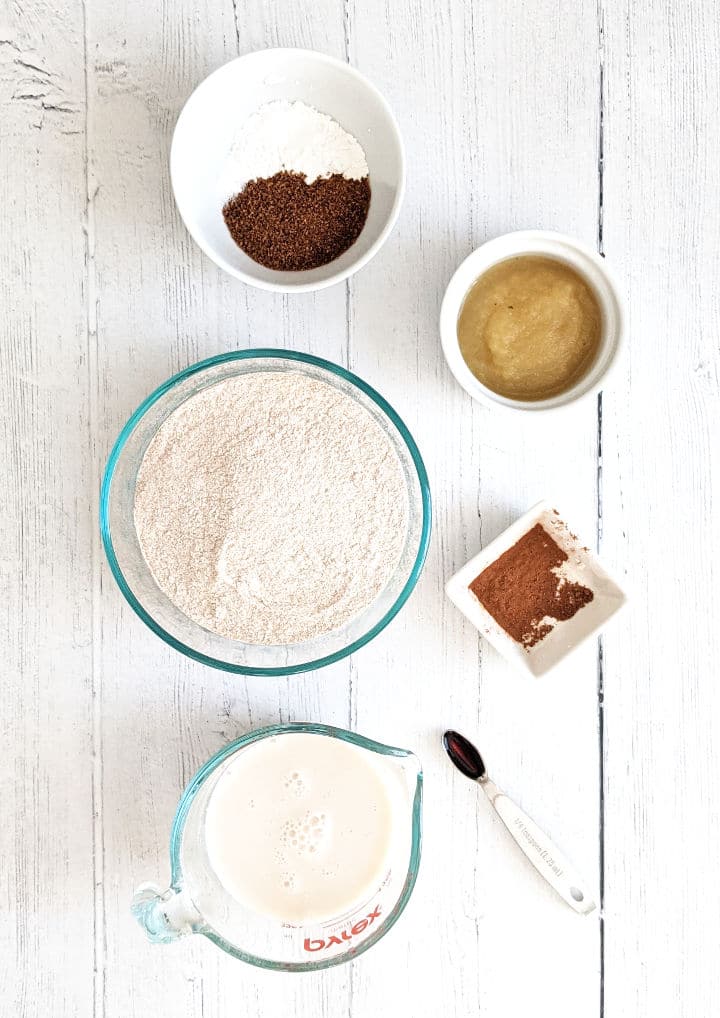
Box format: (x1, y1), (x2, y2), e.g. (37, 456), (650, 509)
(303, 906), (382, 952)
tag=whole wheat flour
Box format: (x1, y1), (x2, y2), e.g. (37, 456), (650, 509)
(134, 370), (409, 645)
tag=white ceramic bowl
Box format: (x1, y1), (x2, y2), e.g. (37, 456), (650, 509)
(170, 49), (405, 293)
(440, 231), (625, 411)
(446, 501), (627, 677)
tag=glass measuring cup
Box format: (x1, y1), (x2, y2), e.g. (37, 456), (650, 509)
(132, 723), (423, 971)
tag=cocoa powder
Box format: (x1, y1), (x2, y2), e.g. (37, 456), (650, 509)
(469, 523), (594, 648)
(222, 171), (371, 271)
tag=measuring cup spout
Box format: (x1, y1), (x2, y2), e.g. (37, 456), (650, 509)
(392, 750), (423, 796)
(131, 883), (202, 944)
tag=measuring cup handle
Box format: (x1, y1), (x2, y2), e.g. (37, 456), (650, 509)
(131, 883), (202, 943)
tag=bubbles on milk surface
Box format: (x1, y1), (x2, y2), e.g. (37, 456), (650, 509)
(279, 810), (329, 857)
(283, 769), (307, 797)
(273, 767), (333, 897)
(280, 870), (297, 892)
(204, 732), (399, 925)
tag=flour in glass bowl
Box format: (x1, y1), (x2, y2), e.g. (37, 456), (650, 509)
(133, 371), (409, 645)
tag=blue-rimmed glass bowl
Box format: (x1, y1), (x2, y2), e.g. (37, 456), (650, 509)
(100, 350), (431, 674)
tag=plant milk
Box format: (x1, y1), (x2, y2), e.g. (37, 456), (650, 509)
(204, 732), (398, 925)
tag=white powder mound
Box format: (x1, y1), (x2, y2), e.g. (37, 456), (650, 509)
(133, 371), (408, 646)
(221, 100), (369, 195)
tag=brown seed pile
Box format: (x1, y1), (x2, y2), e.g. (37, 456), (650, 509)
(469, 523), (594, 648)
(223, 171), (371, 271)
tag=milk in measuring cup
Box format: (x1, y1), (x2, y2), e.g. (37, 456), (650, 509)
(204, 732), (399, 925)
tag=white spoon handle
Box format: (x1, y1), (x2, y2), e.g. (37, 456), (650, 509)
(481, 779), (596, 915)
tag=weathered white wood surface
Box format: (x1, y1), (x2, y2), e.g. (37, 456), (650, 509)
(1, 0), (717, 1015)
(601, 1), (720, 1012)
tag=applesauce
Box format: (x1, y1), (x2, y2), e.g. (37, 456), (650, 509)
(457, 255), (602, 401)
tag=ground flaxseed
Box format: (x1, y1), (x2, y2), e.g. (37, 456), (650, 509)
(222, 171), (371, 271)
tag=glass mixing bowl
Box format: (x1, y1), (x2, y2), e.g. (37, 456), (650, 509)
(100, 349), (431, 674)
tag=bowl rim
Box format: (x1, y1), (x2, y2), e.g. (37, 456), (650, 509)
(439, 229), (626, 412)
(100, 348), (432, 675)
(170, 47), (407, 293)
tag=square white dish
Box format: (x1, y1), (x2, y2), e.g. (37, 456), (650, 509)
(445, 501), (627, 677)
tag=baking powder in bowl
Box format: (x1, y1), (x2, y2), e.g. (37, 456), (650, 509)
(221, 100), (369, 189)
(133, 371), (409, 645)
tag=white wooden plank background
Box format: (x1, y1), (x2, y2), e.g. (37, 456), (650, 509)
(1, 0), (718, 1015)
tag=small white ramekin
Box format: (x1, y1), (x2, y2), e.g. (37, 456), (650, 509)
(171, 49), (405, 293)
(440, 231), (625, 411)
